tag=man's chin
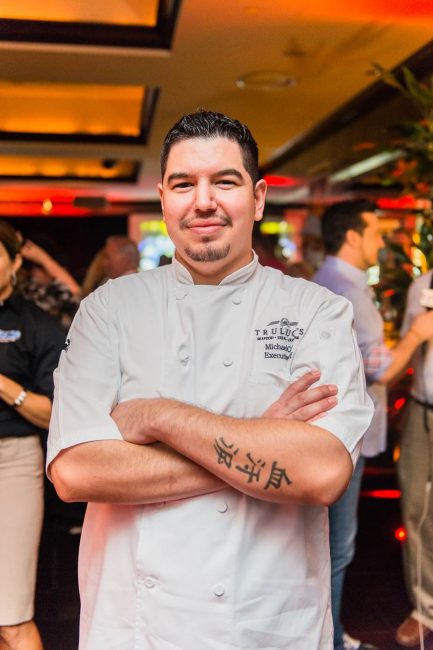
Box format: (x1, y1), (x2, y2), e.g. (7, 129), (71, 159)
(185, 244), (230, 263)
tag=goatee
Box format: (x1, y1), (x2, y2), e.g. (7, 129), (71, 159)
(185, 243), (230, 262)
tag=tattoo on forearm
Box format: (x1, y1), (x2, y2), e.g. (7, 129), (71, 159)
(213, 437), (292, 489)
(213, 437), (239, 468)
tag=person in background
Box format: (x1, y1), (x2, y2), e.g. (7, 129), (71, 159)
(47, 110), (372, 650)
(80, 248), (106, 298)
(101, 235), (140, 280)
(20, 237), (80, 328)
(81, 236), (140, 298)
(395, 270), (433, 648)
(0, 221), (65, 650)
(313, 199), (433, 650)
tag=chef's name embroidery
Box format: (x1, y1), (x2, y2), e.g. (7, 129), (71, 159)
(0, 329), (21, 343)
(254, 318), (304, 361)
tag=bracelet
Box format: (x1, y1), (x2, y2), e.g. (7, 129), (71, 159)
(13, 388), (28, 407)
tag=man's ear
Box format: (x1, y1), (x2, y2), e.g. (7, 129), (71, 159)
(157, 183), (165, 221)
(345, 228), (361, 249)
(254, 178), (267, 222)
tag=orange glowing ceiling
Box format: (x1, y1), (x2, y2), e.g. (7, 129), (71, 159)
(266, 0), (433, 21)
(0, 82), (146, 138)
(0, 156), (138, 181)
(0, 0), (159, 27)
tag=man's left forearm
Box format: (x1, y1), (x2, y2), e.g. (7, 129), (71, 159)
(143, 398), (352, 506)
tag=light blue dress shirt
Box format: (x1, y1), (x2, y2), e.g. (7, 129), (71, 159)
(314, 255), (391, 457)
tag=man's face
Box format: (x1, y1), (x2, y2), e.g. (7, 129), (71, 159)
(158, 136), (266, 283)
(357, 211), (385, 269)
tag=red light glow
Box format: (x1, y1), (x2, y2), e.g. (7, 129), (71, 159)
(377, 196), (432, 211)
(263, 175), (300, 188)
(394, 397), (406, 410)
(394, 527), (407, 542)
(361, 489), (401, 499)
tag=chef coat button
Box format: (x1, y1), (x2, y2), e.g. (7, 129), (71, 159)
(213, 584), (225, 597)
(178, 345), (189, 362)
(176, 289), (187, 300)
(216, 501), (228, 513)
(144, 577), (155, 589)
(232, 295), (242, 305)
(223, 358), (233, 367)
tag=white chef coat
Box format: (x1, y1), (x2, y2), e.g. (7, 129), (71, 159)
(47, 253), (372, 650)
(314, 256), (391, 457)
(401, 269), (433, 403)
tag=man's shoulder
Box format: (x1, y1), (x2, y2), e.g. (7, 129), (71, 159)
(412, 268), (433, 289)
(262, 265), (349, 309)
(95, 267), (168, 298)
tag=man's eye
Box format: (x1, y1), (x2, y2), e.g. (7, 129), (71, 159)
(172, 182), (192, 190)
(217, 179), (236, 186)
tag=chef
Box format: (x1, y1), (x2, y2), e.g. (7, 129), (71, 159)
(47, 110), (372, 650)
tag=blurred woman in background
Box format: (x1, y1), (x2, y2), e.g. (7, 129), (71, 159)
(0, 220), (64, 650)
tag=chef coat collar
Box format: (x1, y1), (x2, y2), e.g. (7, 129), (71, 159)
(172, 251), (259, 286)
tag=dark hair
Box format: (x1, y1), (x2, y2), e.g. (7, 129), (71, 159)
(161, 110), (260, 185)
(321, 200), (377, 255)
(0, 220), (21, 260)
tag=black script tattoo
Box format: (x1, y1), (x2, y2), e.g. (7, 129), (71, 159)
(264, 461), (292, 490)
(235, 453), (266, 483)
(213, 437), (239, 469)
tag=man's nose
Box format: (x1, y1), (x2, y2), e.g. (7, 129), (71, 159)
(194, 182), (216, 212)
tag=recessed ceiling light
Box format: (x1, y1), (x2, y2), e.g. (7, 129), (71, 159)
(236, 71), (297, 91)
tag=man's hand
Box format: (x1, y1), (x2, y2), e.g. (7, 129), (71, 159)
(111, 398), (159, 444)
(111, 370), (338, 444)
(262, 370), (337, 422)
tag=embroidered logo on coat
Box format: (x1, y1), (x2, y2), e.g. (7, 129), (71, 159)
(0, 329), (21, 343)
(254, 318), (304, 360)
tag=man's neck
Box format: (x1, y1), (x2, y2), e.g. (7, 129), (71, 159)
(334, 249), (365, 273)
(174, 250), (254, 285)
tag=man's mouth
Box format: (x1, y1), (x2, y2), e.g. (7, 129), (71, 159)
(185, 217), (231, 236)
(188, 222), (226, 235)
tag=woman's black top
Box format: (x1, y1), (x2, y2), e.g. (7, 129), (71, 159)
(0, 293), (65, 438)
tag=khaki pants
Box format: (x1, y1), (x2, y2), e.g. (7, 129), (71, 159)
(397, 400), (433, 629)
(0, 435), (44, 626)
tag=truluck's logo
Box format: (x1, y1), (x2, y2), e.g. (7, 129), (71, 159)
(254, 317), (304, 361)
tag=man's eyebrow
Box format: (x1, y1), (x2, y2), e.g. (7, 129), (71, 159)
(216, 168), (244, 180)
(166, 168), (244, 184)
(166, 172), (190, 184)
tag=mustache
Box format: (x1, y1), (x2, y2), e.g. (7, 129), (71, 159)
(180, 214), (233, 229)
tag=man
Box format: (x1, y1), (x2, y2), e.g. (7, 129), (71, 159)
(395, 270), (433, 647)
(102, 234), (140, 279)
(48, 111), (373, 650)
(313, 200), (433, 650)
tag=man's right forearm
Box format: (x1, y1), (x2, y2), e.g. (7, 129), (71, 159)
(378, 329), (421, 385)
(49, 439), (226, 504)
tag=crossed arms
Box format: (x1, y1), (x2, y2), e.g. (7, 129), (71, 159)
(50, 371), (353, 508)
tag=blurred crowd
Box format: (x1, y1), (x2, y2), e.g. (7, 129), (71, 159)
(0, 203), (432, 650)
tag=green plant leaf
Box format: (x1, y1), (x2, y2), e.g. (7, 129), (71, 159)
(402, 66), (433, 109)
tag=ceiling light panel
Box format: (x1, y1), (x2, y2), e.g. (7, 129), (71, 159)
(0, 155), (138, 181)
(0, 0), (159, 27)
(0, 82), (146, 139)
